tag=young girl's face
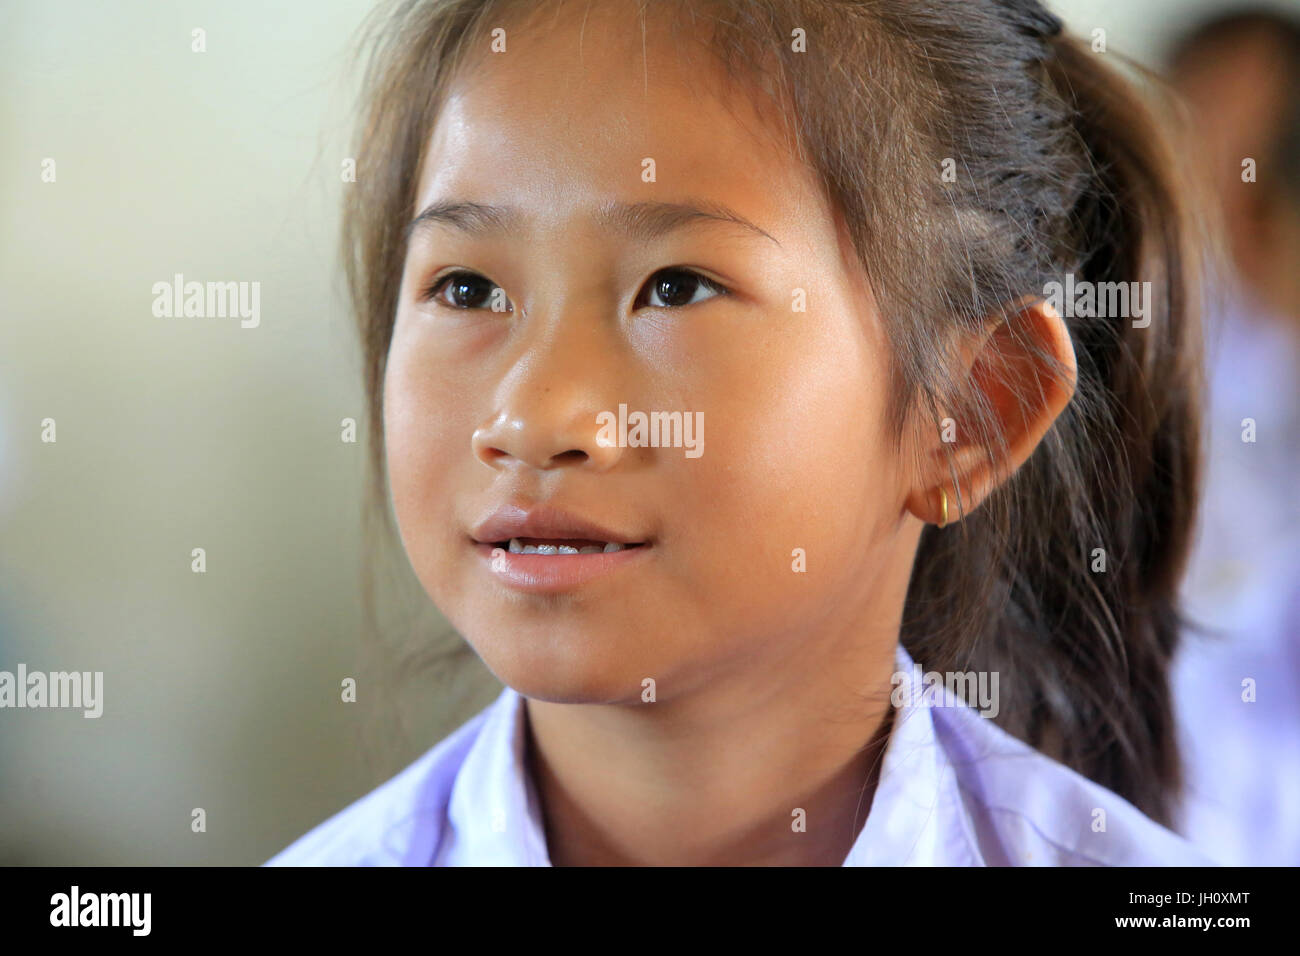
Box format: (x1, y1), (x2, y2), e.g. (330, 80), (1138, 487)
(384, 1), (928, 703)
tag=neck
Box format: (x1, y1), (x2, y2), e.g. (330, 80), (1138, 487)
(523, 627), (899, 867)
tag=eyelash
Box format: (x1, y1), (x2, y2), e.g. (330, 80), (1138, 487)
(420, 267), (729, 311)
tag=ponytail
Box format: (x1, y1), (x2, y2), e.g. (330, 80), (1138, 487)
(899, 28), (1206, 825)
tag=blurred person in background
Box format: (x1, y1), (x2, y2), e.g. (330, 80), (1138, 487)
(1166, 6), (1300, 866)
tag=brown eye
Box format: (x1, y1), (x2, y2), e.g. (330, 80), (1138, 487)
(636, 268), (727, 309)
(426, 271), (512, 312)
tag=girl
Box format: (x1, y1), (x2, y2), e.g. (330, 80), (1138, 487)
(269, 0), (1211, 866)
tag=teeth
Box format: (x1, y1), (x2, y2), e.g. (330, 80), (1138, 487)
(502, 539), (630, 554)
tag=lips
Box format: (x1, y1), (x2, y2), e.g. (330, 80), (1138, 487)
(470, 504), (647, 552)
(469, 503), (651, 593)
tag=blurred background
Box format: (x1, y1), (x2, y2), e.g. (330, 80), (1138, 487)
(2, 0), (1297, 865)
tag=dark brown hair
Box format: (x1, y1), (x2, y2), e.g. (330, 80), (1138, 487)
(343, 0), (1205, 824)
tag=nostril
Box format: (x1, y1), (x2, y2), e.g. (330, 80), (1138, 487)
(550, 449), (588, 466)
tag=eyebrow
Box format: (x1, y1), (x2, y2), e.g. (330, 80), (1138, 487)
(405, 198), (780, 246)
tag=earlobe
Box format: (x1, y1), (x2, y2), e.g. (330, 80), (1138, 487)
(906, 481), (963, 528)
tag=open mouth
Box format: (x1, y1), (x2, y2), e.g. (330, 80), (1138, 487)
(471, 505), (652, 592)
(492, 538), (648, 555)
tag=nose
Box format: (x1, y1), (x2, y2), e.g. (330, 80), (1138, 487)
(471, 309), (626, 473)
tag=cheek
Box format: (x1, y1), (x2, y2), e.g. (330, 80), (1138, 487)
(382, 324), (472, 591)
(662, 303), (899, 617)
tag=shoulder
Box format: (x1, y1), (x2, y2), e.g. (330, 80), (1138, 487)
(930, 698), (1214, 867)
(262, 700), (496, 867)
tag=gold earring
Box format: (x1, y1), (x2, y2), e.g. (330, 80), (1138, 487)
(937, 487), (948, 528)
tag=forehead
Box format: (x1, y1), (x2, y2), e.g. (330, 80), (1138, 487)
(414, 0), (815, 235)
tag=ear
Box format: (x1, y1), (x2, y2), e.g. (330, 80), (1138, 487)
(904, 297), (1078, 526)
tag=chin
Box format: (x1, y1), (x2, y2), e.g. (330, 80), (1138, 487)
(462, 616), (673, 706)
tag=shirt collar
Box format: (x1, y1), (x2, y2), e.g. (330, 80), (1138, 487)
(840, 642), (955, 865)
(441, 687), (552, 866)
(441, 642), (964, 866)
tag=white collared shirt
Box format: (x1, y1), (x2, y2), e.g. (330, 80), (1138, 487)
(266, 642), (1211, 866)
